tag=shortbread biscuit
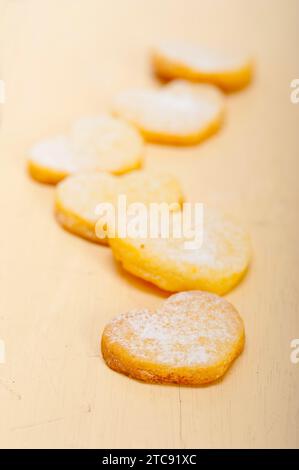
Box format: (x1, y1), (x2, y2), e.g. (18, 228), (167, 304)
(108, 206), (250, 294)
(28, 114), (144, 184)
(113, 80), (224, 145)
(152, 42), (253, 91)
(55, 171), (183, 243)
(101, 291), (245, 385)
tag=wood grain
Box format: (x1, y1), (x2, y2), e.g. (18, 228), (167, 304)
(0, 0), (298, 449)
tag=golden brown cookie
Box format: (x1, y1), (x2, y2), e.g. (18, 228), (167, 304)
(108, 206), (250, 295)
(55, 170), (183, 243)
(101, 291), (245, 385)
(28, 114), (144, 184)
(152, 42), (253, 91)
(113, 80), (224, 145)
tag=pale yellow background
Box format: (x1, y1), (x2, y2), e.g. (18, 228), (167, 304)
(0, 0), (298, 449)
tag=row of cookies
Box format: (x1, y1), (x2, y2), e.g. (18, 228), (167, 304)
(27, 42), (253, 385)
(28, 80), (225, 183)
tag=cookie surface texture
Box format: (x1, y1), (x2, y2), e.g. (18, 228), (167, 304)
(113, 80), (224, 145)
(152, 42), (253, 91)
(102, 291), (245, 385)
(55, 170), (183, 243)
(108, 206), (250, 294)
(28, 114), (144, 184)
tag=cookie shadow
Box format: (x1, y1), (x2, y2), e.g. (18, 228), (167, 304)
(112, 258), (169, 299)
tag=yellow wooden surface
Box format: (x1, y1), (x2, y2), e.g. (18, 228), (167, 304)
(0, 0), (298, 449)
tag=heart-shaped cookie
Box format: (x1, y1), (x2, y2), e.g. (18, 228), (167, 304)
(113, 80), (224, 145)
(108, 205), (250, 295)
(28, 114), (144, 184)
(152, 42), (253, 91)
(101, 291), (245, 385)
(55, 170), (183, 243)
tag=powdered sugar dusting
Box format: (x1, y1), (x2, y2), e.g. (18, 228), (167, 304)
(157, 42), (249, 73)
(105, 292), (244, 367)
(113, 81), (223, 136)
(30, 136), (76, 172)
(29, 113), (143, 174)
(126, 205), (250, 275)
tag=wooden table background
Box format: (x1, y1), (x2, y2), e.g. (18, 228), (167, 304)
(0, 0), (298, 449)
